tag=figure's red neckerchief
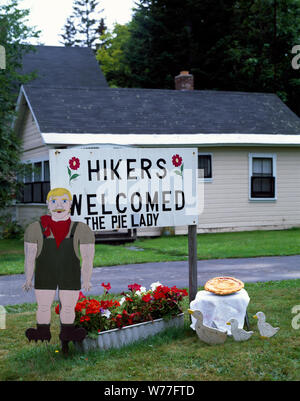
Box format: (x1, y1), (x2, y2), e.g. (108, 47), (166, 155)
(40, 215), (71, 248)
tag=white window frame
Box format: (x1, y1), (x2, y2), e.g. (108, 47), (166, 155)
(248, 153), (277, 201)
(21, 157), (49, 183)
(198, 152), (213, 182)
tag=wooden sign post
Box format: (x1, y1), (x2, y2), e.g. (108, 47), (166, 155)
(188, 224), (198, 303)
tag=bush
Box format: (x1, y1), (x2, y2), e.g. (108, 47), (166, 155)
(0, 215), (24, 239)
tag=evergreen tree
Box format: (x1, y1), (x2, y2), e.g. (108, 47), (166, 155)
(60, 17), (77, 47)
(124, 0), (236, 89)
(0, 0), (40, 211)
(95, 18), (107, 37)
(123, 0), (300, 115)
(217, 0), (300, 115)
(60, 0), (107, 49)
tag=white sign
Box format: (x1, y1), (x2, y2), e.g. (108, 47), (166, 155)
(49, 147), (200, 231)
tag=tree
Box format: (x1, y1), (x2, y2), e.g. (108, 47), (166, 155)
(60, 17), (77, 47)
(95, 18), (107, 38)
(96, 23), (132, 87)
(60, 0), (107, 49)
(123, 0), (300, 115)
(124, 0), (237, 89)
(217, 0), (300, 115)
(0, 0), (40, 211)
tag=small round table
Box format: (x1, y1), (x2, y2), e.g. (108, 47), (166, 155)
(190, 289), (250, 335)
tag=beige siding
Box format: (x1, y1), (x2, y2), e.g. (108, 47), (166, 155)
(15, 108), (49, 226)
(20, 108), (49, 161)
(137, 146), (300, 236)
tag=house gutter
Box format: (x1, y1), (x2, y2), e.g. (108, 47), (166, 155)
(41, 133), (300, 147)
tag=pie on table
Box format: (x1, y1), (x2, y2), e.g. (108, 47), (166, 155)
(204, 276), (244, 295)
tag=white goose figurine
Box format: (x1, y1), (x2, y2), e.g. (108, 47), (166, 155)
(226, 318), (254, 342)
(188, 309), (227, 345)
(253, 311), (279, 338)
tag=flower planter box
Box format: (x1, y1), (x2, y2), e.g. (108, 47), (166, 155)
(75, 313), (184, 353)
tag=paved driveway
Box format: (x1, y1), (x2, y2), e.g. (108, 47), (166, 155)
(1, 255), (300, 306)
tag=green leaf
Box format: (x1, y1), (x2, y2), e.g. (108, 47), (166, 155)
(180, 163), (184, 172)
(70, 173), (80, 181)
(174, 170), (182, 176)
(67, 167), (71, 177)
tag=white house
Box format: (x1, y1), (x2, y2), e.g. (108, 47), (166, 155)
(13, 46), (300, 239)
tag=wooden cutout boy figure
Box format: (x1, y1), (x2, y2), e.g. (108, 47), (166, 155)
(23, 187), (95, 351)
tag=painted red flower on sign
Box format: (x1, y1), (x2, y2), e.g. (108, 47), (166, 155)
(69, 157), (80, 170)
(172, 154), (182, 167)
(67, 157), (81, 184)
(172, 154), (184, 179)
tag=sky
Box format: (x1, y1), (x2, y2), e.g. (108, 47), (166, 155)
(18, 0), (136, 46)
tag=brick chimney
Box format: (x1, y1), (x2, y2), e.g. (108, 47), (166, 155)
(175, 71), (194, 90)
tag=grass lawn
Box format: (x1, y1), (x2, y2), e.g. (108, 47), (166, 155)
(2, 227), (300, 275)
(0, 279), (299, 381)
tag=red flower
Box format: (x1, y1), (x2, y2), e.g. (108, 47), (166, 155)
(69, 157), (80, 170)
(86, 299), (100, 315)
(80, 315), (90, 322)
(75, 303), (83, 312)
(128, 283), (141, 292)
(100, 299), (120, 309)
(78, 291), (86, 300)
(142, 293), (152, 303)
(101, 282), (111, 292)
(153, 290), (166, 300)
(172, 154), (182, 167)
(55, 304), (60, 314)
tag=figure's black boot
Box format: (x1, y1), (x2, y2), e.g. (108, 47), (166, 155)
(59, 323), (86, 342)
(59, 324), (86, 355)
(25, 324), (51, 343)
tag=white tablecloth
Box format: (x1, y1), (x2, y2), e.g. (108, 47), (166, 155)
(190, 289), (250, 335)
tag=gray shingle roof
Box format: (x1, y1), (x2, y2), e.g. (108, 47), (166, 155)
(23, 85), (300, 135)
(21, 45), (108, 88)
